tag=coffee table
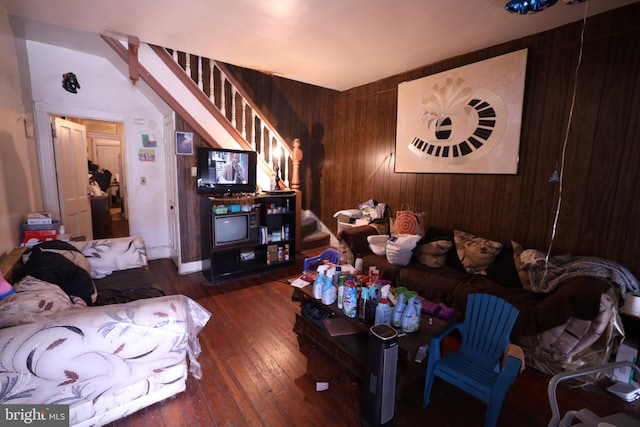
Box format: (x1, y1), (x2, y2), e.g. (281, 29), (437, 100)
(293, 282), (456, 396)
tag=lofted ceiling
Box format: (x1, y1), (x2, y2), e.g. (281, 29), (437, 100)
(0, 0), (638, 91)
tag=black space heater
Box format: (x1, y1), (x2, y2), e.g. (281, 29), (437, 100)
(360, 324), (398, 427)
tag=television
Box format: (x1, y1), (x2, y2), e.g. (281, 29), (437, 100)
(212, 211), (260, 249)
(196, 147), (257, 194)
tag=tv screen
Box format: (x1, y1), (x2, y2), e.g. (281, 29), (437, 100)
(196, 147), (257, 194)
(214, 215), (248, 244)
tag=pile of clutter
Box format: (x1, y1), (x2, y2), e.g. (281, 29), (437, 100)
(333, 199), (387, 227)
(303, 259), (455, 334)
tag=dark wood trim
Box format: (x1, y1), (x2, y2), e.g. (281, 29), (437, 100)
(101, 35), (219, 149)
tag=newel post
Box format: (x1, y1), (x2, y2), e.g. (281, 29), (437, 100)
(291, 138), (302, 190)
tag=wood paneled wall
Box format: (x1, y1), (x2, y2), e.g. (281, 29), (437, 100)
(179, 4), (640, 280)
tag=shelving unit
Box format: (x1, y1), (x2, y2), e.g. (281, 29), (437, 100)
(200, 192), (296, 283)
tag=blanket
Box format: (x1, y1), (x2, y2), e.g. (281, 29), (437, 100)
(521, 249), (639, 299)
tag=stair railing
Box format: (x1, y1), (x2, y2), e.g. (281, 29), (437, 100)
(163, 48), (299, 190)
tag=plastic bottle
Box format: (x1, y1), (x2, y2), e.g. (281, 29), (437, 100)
(313, 266), (328, 299)
(374, 284), (392, 326)
(342, 278), (357, 318)
(358, 285), (370, 324)
(401, 292), (421, 333)
(391, 288), (408, 327)
(321, 274), (337, 305)
(365, 286), (377, 323)
(333, 266), (342, 286)
(337, 276), (345, 309)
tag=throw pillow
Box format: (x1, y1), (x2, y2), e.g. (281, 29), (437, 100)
(0, 276), (77, 327)
(71, 236), (148, 279)
(453, 230), (503, 275)
(511, 240), (531, 290)
(423, 226), (464, 272)
(415, 239), (453, 268)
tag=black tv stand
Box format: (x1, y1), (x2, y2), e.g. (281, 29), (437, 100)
(200, 193), (297, 283)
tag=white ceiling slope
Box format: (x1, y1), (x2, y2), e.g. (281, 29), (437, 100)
(1, 0), (637, 91)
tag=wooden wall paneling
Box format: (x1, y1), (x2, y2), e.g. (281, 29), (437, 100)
(353, 97), (370, 210)
(615, 41), (640, 270)
(524, 38), (578, 249)
(444, 175), (468, 229)
(175, 115), (203, 263)
(375, 90), (397, 213)
(430, 175), (452, 230)
(555, 36), (610, 253)
(511, 47), (547, 247)
(577, 31), (640, 258)
(171, 4), (640, 279)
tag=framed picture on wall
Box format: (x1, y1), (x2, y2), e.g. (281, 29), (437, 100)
(176, 131), (194, 155)
(395, 49), (527, 174)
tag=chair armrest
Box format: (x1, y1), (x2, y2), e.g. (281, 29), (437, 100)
(502, 343), (525, 373)
(429, 321), (462, 359)
(494, 355), (522, 392)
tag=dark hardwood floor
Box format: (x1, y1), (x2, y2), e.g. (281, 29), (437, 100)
(106, 253), (639, 427)
(109, 207), (129, 238)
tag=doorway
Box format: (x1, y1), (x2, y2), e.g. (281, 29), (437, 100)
(61, 116), (129, 238)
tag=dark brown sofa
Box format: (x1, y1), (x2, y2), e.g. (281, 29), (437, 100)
(339, 224), (625, 375)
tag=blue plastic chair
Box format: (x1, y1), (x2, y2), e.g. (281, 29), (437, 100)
(302, 248), (341, 273)
(423, 293), (521, 427)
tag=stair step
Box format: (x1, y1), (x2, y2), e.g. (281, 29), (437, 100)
(301, 216), (318, 237)
(301, 230), (331, 252)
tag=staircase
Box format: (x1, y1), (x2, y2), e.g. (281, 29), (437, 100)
(103, 36), (334, 254)
(300, 216), (331, 252)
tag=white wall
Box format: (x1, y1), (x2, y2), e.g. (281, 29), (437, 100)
(26, 41), (172, 259)
(0, 9), (39, 256)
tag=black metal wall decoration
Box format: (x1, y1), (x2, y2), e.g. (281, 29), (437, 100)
(62, 72), (81, 93)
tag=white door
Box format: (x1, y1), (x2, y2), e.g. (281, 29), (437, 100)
(164, 113), (179, 264)
(53, 117), (93, 239)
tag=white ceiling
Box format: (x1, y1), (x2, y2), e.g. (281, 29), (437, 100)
(1, 0), (637, 91)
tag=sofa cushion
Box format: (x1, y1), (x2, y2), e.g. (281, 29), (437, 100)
(451, 277), (543, 336)
(397, 264), (470, 306)
(93, 267), (164, 305)
(453, 230), (503, 275)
